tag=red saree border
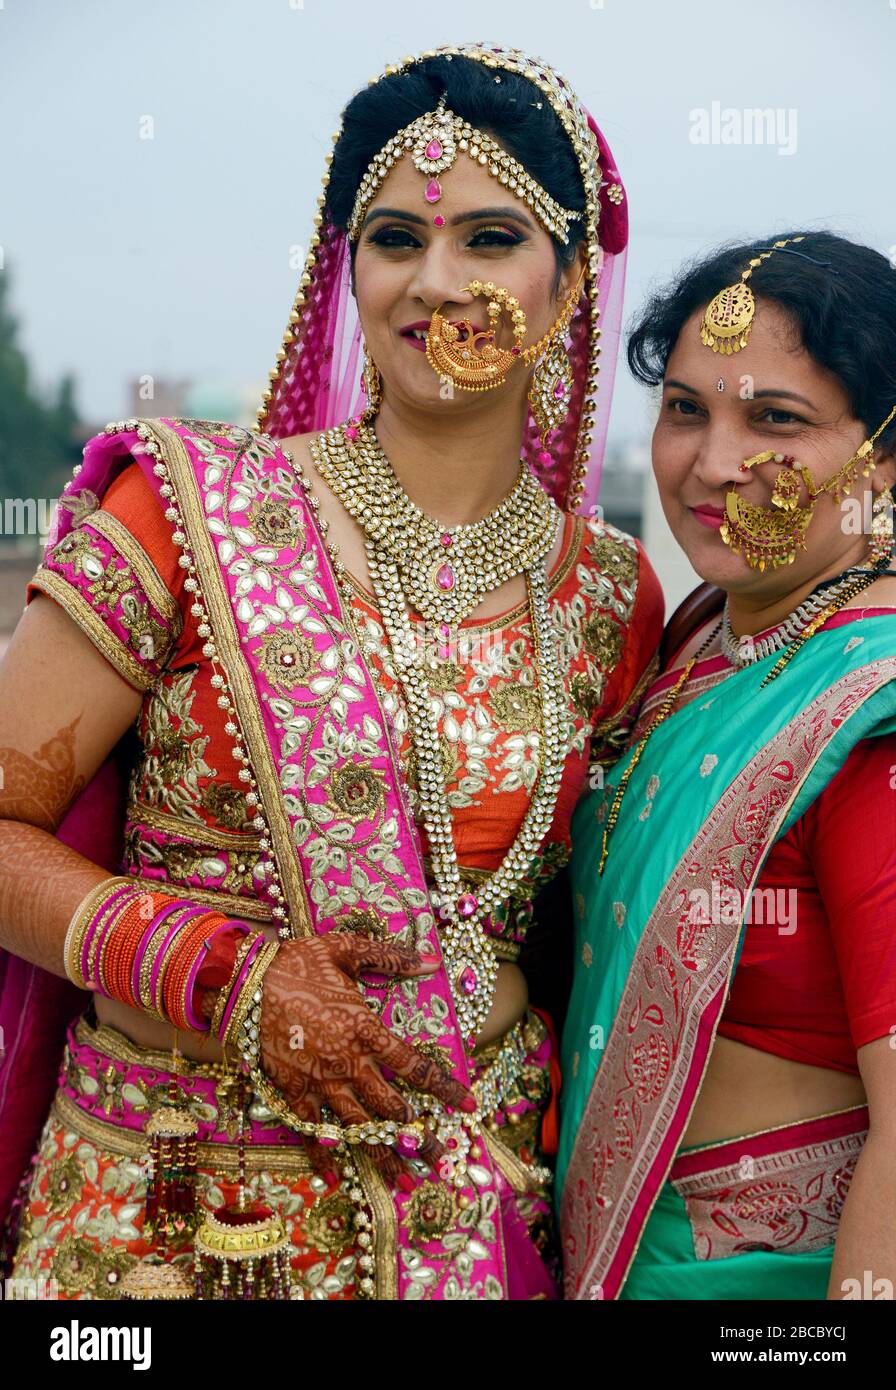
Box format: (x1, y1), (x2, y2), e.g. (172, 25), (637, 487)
(669, 1105), (868, 1262)
(561, 657), (896, 1300)
(671, 1104), (869, 1180)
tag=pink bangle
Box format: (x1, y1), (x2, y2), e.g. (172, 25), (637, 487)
(215, 933), (267, 1043)
(148, 905), (212, 1015)
(181, 920), (252, 1032)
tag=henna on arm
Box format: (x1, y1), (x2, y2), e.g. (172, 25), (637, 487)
(260, 935), (476, 1176)
(0, 594), (144, 976)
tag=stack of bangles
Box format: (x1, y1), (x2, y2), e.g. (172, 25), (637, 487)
(62, 878), (450, 1160)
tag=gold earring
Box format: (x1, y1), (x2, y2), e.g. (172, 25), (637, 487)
(361, 344), (383, 417)
(870, 487), (894, 566)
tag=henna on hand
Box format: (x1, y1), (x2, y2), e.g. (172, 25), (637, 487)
(258, 935), (474, 1175)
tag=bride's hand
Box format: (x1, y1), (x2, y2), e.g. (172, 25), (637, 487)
(259, 935), (476, 1180)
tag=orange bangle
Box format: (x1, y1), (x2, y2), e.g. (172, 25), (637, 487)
(161, 912), (227, 1031)
(100, 892), (171, 1006)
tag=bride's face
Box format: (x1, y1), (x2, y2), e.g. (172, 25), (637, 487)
(652, 299), (896, 600)
(352, 153), (585, 413)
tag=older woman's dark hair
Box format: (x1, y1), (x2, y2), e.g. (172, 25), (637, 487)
(627, 231), (896, 451)
(325, 54), (587, 294)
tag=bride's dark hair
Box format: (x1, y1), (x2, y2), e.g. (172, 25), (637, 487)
(325, 54), (587, 294)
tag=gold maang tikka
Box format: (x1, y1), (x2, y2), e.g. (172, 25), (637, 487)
(700, 236), (806, 355)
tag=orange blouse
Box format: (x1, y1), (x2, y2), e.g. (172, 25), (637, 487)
(29, 455), (664, 957)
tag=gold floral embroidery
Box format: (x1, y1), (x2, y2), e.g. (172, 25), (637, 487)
(406, 1181), (457, 1245)
(247, 494), (306, 548)
(303, 1192), (358, 1256)
(202, 781), (250, 830)
(86, 559), (134, 609)
(332, 907), (390, 940)
(130, 667), (215, 822)
(328, 762), (386, 822)
(257, 628), (317, 691)
(588, 532), (638, 588)
(492, 681), (543, 732)
(49, 528), (104, 577)
(582, 609), (624, 667)
(426, 659), (464, 694)
(45, 1152), (85, 1214)
(570, 668), (607, 719)
(52, 1233), (139, 1300)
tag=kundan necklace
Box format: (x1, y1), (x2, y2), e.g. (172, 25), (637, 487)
(310, 420), (568, 1047)
(314, 418), (560, 627)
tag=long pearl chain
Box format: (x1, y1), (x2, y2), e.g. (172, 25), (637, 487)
(308, 421), (570, 1048)
(367, 544), (568, 1046)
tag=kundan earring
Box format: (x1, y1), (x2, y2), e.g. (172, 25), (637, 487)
(870, 488), (895, 566)
(360, 343), (383, 417)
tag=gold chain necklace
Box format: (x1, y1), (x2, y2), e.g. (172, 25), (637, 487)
(307, 421), (570, 1048)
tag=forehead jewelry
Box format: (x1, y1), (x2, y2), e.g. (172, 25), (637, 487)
(716, 378), (725, 393)
(348, 93), (582, 243)
(700, 236), (805, 355)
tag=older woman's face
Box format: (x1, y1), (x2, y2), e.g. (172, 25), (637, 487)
(352, 153), (584, 414)
(653, 300), (894, 599)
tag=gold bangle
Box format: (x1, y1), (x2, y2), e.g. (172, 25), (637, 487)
(209, 931), (264, 1039)
(221, 939), (280, 1055)
(63, 877), (134, 987)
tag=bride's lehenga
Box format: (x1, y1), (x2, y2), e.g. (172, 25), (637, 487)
(0, 44), (662, 1300)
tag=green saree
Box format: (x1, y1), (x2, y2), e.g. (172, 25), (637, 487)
(557, 615), (896, 1300)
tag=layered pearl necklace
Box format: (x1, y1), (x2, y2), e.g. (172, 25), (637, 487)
(310, 419), (568, 1047)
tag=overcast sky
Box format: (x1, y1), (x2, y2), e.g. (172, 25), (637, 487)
(2, 0), (894, 458)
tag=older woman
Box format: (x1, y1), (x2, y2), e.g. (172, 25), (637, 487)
(0, 44), (662, 1300)
(559, 230), (896, 1301)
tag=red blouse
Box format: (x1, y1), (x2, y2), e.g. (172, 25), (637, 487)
(709, 609), (896, 1075)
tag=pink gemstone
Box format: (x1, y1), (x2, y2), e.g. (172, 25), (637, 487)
(425, 138), (443, 160)
(440, 532), (452, 547)
(432, 214), (445, 227)
(553, 381), (567, 398)
(395, 1132), (421, 1157)
(438, 645), (450, 661)
(317, 1135), (338, 1148)
(424, 178), (442, 203)
(435, 563), (455, 591)
(459, 967), (478, 995)
(537, 449), (553, 465)
(344, 425), (359, 442)
(457, 892), (478, 918)
(511, 345), (521, 356)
